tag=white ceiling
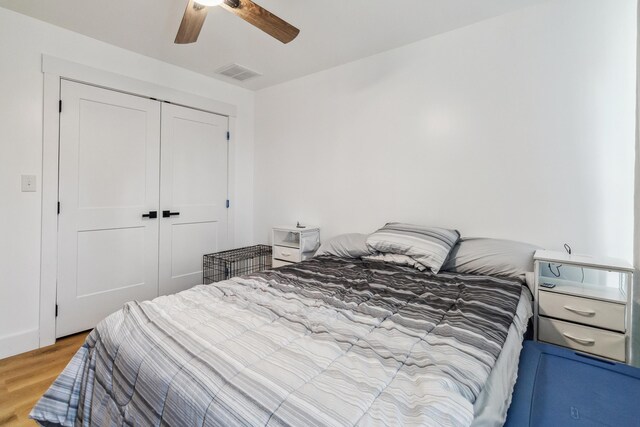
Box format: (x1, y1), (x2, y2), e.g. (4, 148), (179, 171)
(0, 0), (546, 90)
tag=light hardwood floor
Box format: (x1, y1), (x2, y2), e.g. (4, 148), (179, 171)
(0, 332), (90, 426)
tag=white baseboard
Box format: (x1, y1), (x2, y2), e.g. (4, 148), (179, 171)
(0, 328), (39, 359)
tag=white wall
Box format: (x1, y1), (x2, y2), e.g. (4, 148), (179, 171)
(0, 7), (254, 358)
(254, 0), (636, 263)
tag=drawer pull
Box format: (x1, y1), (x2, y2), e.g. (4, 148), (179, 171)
(562, 333), (595, 346)
(563, 305), (596, 316)
(281, 252), (291, 257)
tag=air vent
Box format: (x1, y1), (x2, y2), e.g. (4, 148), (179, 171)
(215, 64), (262, 82)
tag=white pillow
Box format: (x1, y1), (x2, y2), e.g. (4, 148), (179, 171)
(315, 233), (375, 258)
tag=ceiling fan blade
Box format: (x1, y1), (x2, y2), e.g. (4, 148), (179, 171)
(175, 0), (209, 44)
(220, 0), (299, 44)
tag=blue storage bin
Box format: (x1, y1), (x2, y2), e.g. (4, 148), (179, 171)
(505, 341), (640, 426)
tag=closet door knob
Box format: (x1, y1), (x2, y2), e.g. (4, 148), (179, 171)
(162, 210), (180, 218)
(142, 211), (158, 219)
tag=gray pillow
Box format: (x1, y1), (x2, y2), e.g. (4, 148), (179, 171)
(314, 233), (375, 258)
(366, 223), (460, 274)
(362, 253), (427, 271)
(442, 238), (541, 282)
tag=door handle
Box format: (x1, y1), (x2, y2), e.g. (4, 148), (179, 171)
(142, 211), (157, 219)
(162, 210), (180, 218)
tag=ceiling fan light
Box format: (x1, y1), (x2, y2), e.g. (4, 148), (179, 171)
(194, 0), (224, 6)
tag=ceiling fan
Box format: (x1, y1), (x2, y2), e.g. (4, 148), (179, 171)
(175, 0), (300, 44)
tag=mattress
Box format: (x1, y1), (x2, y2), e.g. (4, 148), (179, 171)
(505, 341), (640, 426)
(31, 256), (528, 427)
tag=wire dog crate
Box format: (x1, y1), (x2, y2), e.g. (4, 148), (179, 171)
(203, 245), (272, 284)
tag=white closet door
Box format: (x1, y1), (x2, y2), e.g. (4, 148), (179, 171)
(57, 80), (161, 337)
(159, 103), (229, 295)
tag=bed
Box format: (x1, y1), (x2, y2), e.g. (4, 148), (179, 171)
(31, 255), (532, 427)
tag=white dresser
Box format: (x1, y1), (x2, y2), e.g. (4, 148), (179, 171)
(533, 250), (634, 364)
(272, 225), (320, 268)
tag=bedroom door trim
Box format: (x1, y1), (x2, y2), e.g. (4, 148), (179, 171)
(40, 55), (238, 348)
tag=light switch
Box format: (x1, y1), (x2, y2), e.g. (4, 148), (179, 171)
(21, 175), (37, 192)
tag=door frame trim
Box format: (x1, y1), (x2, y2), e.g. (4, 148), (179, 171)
(40, 55), (237, 347)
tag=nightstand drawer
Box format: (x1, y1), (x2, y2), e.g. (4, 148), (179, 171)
(539, 291), (625, 332)
(538, 317), (626, 362)
(272, 258), (294, 268)
(273, 245), (301, 262)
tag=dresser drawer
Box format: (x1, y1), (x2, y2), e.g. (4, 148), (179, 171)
(273, 245), (301, 263)
(538, 317), (626, 362)
(539, 291), (626, 332)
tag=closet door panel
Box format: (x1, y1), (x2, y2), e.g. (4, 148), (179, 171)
(57, 80), (160, 338)
(170, 221), (219, 277)
(159, 103), (229, 296)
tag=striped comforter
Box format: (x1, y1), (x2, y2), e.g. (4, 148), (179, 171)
(31, 256), (523, 427)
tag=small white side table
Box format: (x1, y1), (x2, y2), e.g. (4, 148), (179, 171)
(272, 225), (320, 268)
(533, 249), (633, 364)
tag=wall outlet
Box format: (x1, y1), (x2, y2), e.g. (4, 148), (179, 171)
(21, 175), (37, 192)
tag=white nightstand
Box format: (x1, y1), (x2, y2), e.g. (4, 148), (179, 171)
(533, 250), (634, 364)
(272, 225), (320, 268)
